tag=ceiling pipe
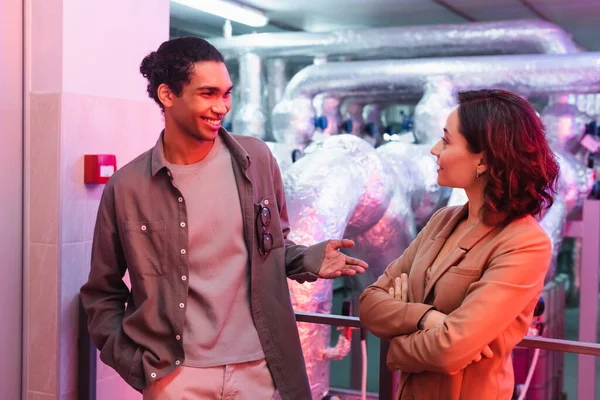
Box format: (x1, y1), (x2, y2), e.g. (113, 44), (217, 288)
(272, 52), (600, 148)
(210, 19), (581, 60)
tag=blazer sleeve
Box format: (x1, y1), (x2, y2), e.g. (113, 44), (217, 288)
(386, 228), (551, 374)
(358, 210), (445, 338)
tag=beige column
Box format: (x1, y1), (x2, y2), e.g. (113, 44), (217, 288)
(0, 0), (24, 399)
(24, 0), (169, 399)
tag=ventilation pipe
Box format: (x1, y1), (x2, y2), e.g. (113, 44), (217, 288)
(231, 53), (266, 139)
(272, 52), (600, 149)
(414, 77), (458, 144)
(265, 58), (287, 141)
(210, 20), (580, 60)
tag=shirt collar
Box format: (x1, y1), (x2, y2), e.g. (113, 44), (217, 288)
(150, 128), (251, 177)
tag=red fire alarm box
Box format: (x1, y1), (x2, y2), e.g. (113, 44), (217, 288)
(84, 154), (117, 184)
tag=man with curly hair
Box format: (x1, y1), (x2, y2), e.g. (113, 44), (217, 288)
(80, 37), (368, 400)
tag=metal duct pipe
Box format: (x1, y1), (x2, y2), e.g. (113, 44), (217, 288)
(265, 142), (294, 173)
(382, 105), (414, 134)
(542, 95), (590, 153)
(340, 100), (364, 137)
(266, 58), (287, 141)
(284, 53), (600, 99)
(555, 151), (594, 217)
(376, 142), (452, 230)
(282, 137), (372, 399)
(210, 20), (580, 60)
(330, 92), (416, 137)
(223, 60), (238, 131)
(313, 95), (341, 135)
(362, 104), (383, 147)
(540, 96), (594, 218)
(232, 53), (266, 139)
(273, 52), (600, 148)
(363, 104), (382, 122)
(339, 91), (414, 105)
(266, 58), (287, 113)
(569, 93), (600, 118)
(313, 93), (408, 144)
(303, 135), (394, 237)
(345, 186), (416, 293)
(414, 78), (458, 144)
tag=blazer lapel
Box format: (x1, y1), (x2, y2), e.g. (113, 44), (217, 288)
(411, 205), (468, 302)
(421, 205), (498, 302)
(410, 236), (443, 303)
(422, 247), (467, 302)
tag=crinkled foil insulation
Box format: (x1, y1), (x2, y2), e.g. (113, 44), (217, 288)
(282, 142), (367, 400)
(211, 20), (579, 60)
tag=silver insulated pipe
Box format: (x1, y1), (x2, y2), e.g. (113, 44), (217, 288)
(272, 52), (600, 149)
(231, 53), (266, 139)
(265, 58), (287, 141)
(283, 136), (373, 400)
(313, 95), (341, 135)
(210, 20), (580, 60)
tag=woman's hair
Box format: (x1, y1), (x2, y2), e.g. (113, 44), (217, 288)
(139, 37), (224, 110)
(457, 89), (560, 225)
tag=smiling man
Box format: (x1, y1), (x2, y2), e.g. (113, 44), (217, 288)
(79, 37), (368, 400)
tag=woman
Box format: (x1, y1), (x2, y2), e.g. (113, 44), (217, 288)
(359, 89), (559, 400)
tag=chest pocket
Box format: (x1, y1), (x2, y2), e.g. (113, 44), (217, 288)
(121, 220), (167, 276)
(254, 194), (285, 256)
(432, 265), (482, 314)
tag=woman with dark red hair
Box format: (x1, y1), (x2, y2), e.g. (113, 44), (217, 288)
(360, 89), (560, 400)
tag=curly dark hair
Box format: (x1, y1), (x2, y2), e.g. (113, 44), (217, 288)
(139, 37), (224, 110)
(457, 89), (560, 225)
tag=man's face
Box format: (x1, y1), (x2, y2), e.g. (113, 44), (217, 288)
(165, 61), (233, 142)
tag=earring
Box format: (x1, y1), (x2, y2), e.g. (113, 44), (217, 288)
(476, 171), (481, 178)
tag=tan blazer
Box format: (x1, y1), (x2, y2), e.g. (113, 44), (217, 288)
(359, 204), (551, 400)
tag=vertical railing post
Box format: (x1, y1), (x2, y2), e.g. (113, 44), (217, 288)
(379, 339), (395, 400)
(578, 199), (600, 400)
(78, 297), (96, 400)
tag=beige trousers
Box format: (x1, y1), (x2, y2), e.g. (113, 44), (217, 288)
(143, 359), (276, 400)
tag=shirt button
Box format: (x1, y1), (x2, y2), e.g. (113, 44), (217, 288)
(264, 199), (269, 205)
(176, 335), (181, 340)
(178, 197), (183, 203)
(181, 275), (187, 281)
(141, 225), (147, 231)
(150, 372), (157, 379)
(180, 249), (186, 255)
(175, 360), (181, 366)
(180, 222), (186, 228)
(179, 303), (185, 309)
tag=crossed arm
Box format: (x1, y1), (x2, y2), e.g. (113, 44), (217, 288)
(359, 229), (551, 375)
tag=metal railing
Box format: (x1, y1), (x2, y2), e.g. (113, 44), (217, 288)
(295, 311), (395, 399)
(78, 304), (600, 400)
(294, 311), (600, 400)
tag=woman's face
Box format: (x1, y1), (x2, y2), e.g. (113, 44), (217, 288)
(430, 109), (485, 189)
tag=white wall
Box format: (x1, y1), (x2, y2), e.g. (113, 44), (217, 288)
(0, 0), (24, 399)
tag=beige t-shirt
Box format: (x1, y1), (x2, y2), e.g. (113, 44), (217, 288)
(167, 135), (264, 367)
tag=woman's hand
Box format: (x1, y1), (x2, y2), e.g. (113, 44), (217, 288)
(388, 274), (409, 302)
(419, 309), (447, 330)
(448, 345), (494, 375)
